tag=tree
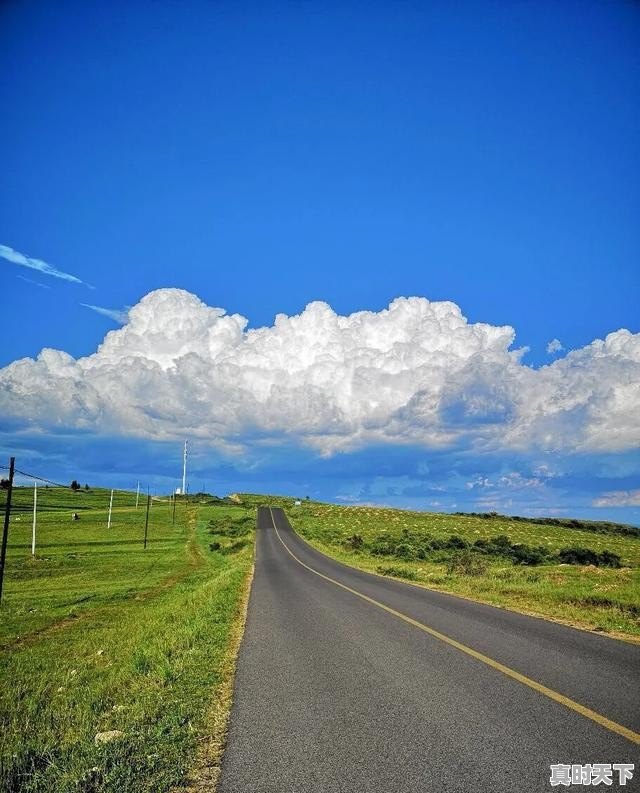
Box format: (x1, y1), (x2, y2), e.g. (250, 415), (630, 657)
(70, 480), (81, 491)
(0, 478), (9, 490)
(84, 484), (89, 490)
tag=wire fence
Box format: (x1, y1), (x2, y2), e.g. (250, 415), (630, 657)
(0, 457), (191, 603)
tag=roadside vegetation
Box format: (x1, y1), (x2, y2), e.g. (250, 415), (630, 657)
(0, 487), (254, 792)
(239, 496), (640, 641)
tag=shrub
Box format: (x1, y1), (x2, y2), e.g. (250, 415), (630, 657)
(219, 539), (249, 555)
(376, 565), (418, 580)
(557, 547), (621, 568)
(370, 536), (394, 556)
(446, 550), (488, 576)
(597, 550), (623, 568)
(345, 533), (364, 550)
(445, 535), (469, 550)
(415, 544), (431, 560)
(394, 542), (417, 560)
(510, 544), (551, 566)
(473, 535), (550, 565)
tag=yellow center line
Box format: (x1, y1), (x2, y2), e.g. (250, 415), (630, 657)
(267, 507), (640, 746)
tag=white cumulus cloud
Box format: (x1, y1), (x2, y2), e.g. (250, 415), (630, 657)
(0, 288), (638, 457)
(546, 338), (564, 354)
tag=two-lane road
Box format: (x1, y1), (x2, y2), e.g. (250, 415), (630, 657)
(218, 507), (639, 792)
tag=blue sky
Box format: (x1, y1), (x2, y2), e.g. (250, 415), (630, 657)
(2, 1), (639, 523)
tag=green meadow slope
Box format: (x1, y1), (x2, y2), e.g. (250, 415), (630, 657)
(239, 495), (640, 640)
(0, 487), (254, 793)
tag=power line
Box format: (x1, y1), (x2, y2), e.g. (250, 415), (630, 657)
(1, 466), (138, 496)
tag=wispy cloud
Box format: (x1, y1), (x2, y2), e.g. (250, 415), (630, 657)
(81, 303), (129, 324)
(16, 275), (51, 290)
(593, 489), (640, 508)
(546, 338), (564, 354)
(1, 243), (87, 286)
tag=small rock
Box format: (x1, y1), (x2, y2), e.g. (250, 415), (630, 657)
(94, 730), (124, 745)
(96, 649), (104, 656)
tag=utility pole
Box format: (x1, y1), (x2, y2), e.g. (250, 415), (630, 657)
(107, 488), (114, 529)
(0, 456), (16, 604)
(144, 488), (150, 549)
(32, 481), (37, 556)
(182, 440), (188, 496)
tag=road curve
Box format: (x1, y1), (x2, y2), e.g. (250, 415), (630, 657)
(218, 506), (640, 792)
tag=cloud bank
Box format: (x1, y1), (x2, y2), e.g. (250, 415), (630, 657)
(593, 489), (640, 508)
(1, 288), (638, 458)
(1, 243), (87, 286)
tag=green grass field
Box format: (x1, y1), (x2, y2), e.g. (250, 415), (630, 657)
(239, 495), (640, 641)
(2, 485), (639, 790)
(0, 487), (255, 792)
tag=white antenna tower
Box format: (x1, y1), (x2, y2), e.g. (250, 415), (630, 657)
(182, 440), (188, 495)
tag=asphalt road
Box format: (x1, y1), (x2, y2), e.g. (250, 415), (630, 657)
(218, 506), (640, 792)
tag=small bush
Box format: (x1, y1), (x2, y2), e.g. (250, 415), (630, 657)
(557, 547), (621, 568)
(370, 537), (394, 556)
(415, 545), (431, 560)
(394, 542), (417, 560)
(473, 535), (551, 565)
(597, 550), (623, 568)
(446, 550), (488, 576)
(219, 539), (249, 555)
(344, 533), (364, 550)
(445, 535), (469, 550)
(376, 565), (418, 581)
(510, 544), (550, 566)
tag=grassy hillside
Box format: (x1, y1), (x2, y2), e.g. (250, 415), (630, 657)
(240, 495), (640, 641)
(0, 487), (254, 792)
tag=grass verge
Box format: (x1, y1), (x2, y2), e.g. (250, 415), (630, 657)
(0, 492), (254, 792)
